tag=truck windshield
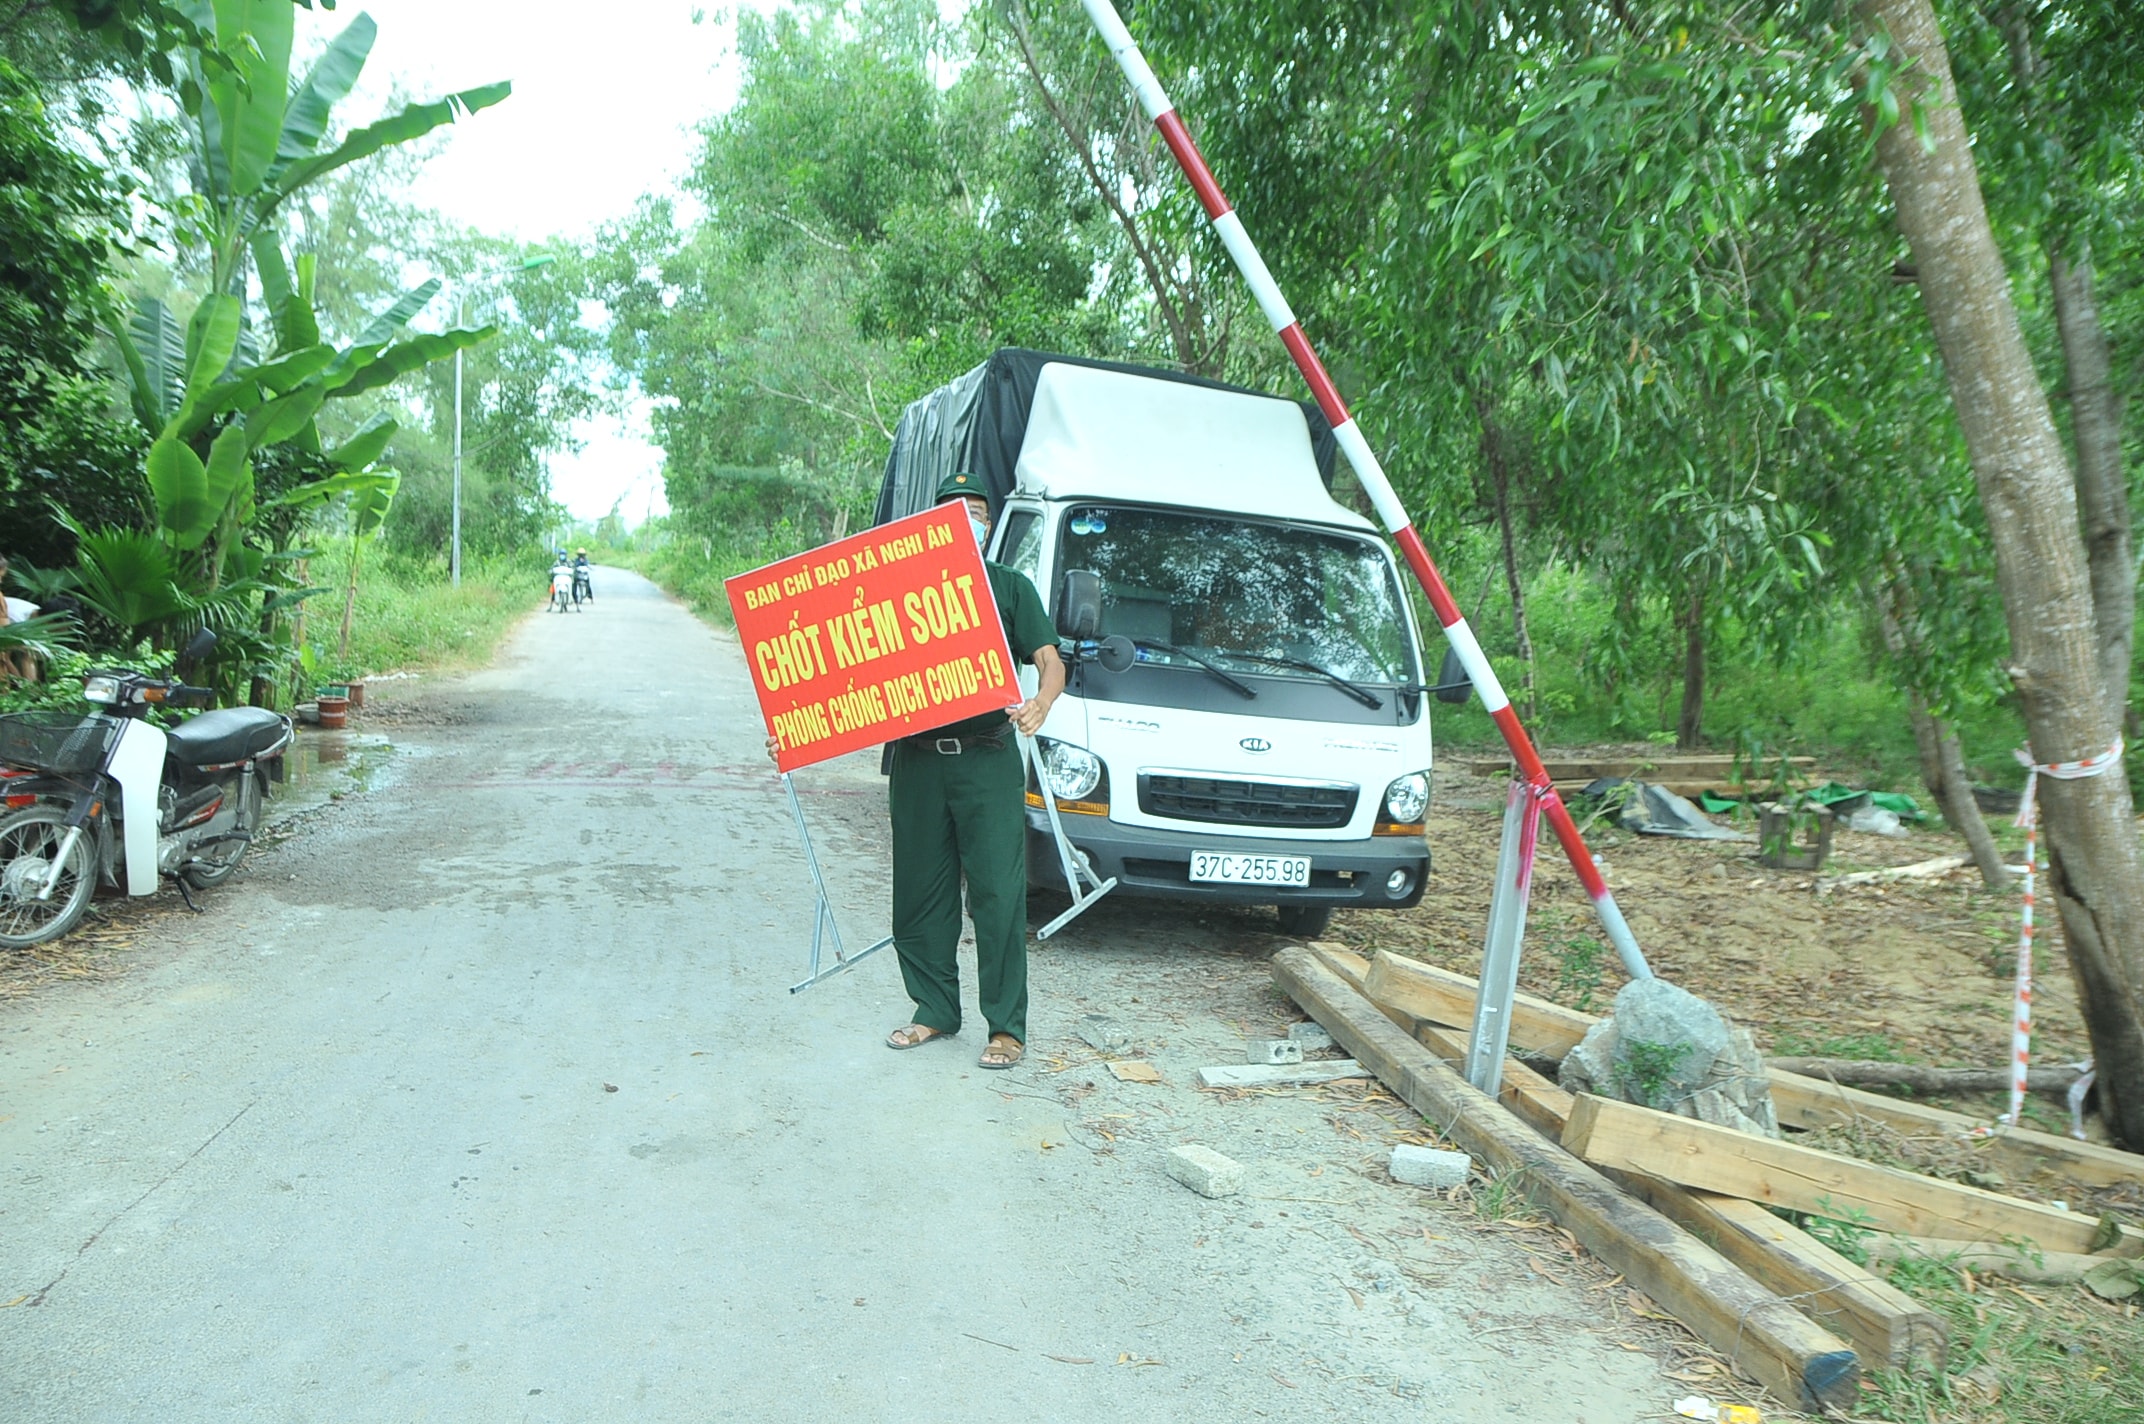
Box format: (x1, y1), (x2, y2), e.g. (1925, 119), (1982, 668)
(1060, 506), (1417, 687)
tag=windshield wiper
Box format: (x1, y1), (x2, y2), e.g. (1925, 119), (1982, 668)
(1221, 653), (1385, 709)
(1128, 639), (1258, 699)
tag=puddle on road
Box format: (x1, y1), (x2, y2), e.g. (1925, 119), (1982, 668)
(269, 728), (393, 824)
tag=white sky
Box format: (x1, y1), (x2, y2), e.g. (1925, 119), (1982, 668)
(299, 1), (771, 523)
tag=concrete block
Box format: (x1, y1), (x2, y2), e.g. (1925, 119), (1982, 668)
(1287, 1022), (1335, 1050)
(1246, 1039), (1304, 1065)
(1389, 1144), (1471, 1190)
(1164, 1144), (1243, 1198)
(1196, 1060), (1366, 1089)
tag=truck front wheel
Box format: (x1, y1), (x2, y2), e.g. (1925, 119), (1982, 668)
(1275, 904), (1332, 937)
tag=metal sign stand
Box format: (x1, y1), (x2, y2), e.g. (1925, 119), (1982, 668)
(1026, 734), (1118, 939)
(1463, 778), (1546, 1099)
(783, 771), (893, 995)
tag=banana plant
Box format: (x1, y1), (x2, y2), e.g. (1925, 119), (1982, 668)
(109, 4), (508, 576)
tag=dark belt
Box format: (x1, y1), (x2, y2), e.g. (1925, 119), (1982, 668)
(904, 729), (1007, 755)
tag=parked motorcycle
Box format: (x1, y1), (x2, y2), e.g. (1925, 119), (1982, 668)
(0, 630), (292, 948)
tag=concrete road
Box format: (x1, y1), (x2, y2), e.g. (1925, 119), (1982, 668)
(2, 568), (1669, 1422)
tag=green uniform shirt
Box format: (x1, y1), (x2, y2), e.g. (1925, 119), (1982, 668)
(924, 561), (1057, 739)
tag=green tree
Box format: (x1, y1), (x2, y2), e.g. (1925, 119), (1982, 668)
(1856, 0), (2144, 1147)
(0, 56), (144, 569)
(106, 2), (507, 585)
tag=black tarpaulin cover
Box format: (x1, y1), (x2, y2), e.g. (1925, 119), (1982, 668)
(872, 348), (1338, 528)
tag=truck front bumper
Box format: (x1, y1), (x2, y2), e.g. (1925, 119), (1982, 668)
(1025, 808), (1428, 910)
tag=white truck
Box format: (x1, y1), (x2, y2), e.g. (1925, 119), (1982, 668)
(877, 349), (1452, 937)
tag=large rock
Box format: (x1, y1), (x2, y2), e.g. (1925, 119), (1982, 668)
(1559, 978), (1778, 1137)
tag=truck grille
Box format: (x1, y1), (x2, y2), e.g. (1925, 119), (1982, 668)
(1138, 773), (1358, 829)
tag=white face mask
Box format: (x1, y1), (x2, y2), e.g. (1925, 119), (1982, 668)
(970, 516), (991, 550)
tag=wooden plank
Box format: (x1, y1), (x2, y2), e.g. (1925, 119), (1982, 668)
(1194, 1060), (1367, 1089)
(1317, 942), (2144, 1192)
(1273, 947), (1861, 1412)
(1768, 1070), (2144, 1192)
(1864, 1237), (2124, 1283)
(1628, 1183), (1947, 1373)
(1562, 1093), (2137, 1256)
(1359, 948), (1593, 1057)
(1348, 963), (1948, 1375)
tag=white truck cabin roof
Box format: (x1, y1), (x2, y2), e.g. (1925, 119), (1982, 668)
(1011, 362), (1375, 532)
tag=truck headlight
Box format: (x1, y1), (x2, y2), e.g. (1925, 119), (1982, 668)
(82, 674), (120, 704)
(1042, 741), (1102, 801)
(1383, 771), (1429, 824)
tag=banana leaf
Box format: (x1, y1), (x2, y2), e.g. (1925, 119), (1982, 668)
(267, 469), (398, 511)
(181, 293), (242, 410)
(270, 12), (375, 175)
(205, 0), (293, 198)
(327, 326), (497, 399)
(349, 472), (398, 539)
(203, 424), (253, 527)
(352, 278), (442, 350)
(325, 411), (397, 471)
(124, 297), (186, 433)
(272, 81), (512, 201)
(147, 436), (217, 549)
(246, 384), (326, 448)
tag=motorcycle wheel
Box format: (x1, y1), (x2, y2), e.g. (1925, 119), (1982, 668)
(0, 805), (99, 948)
(181, 769), (263, 890)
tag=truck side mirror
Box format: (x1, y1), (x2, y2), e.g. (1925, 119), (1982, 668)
(1058, 569), (1102, 640)
(1433, 645), (1473, 704)
(1096, 635), (1136, 673)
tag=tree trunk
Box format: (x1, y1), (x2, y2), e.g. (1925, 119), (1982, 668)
(338, 543), (362, 663)
(1767, 1057), (2082, 1096)
(1993, 2), (2135, 729)
(287, 555), (310, 705)
(2049, 251), (2133, 726)
(1859, 0), (2144, 1149)
(1873, 578), (2011, 888)
(1676, 593), (1704, 750)
(1476, 395), (1537, 722)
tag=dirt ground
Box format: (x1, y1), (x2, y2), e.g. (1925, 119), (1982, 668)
(1331, 750), (2091, 1139)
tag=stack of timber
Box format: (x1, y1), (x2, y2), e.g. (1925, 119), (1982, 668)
(1274, 942), (2144, 1413)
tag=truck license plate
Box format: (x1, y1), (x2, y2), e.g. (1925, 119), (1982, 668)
(1190, 852), (1311, 886)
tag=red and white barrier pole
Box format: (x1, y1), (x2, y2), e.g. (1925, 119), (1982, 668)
(1079, 0), (1652, 979)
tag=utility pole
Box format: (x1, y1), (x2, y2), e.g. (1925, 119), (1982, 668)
(451, 295), (465, 587)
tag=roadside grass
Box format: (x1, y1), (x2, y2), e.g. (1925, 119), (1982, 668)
(303, 549), (539, 683)
(612, 530), (804, 628)
(1860, 1251), (2144, 1424)
(1769, 1030), (1916, 1063)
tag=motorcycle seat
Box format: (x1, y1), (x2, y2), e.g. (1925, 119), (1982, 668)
(164, 707), (293, 768)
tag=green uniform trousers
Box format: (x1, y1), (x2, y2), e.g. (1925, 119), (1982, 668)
(888, 737), (1028, 1043)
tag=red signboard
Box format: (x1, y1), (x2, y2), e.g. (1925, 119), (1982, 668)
(726, 504), (1022, 773)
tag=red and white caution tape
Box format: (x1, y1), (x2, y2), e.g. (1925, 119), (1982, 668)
(1998, 737), (2121, 1131)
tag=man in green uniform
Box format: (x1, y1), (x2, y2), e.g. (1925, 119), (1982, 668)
(883, 472), (1063, 1069)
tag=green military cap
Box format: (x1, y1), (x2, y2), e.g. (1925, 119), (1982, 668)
(935, 471), (986, 503)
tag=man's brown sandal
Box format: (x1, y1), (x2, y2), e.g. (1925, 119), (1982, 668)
(887, 1023), (955, 1050)
(979, 1034), (1024, 1070)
